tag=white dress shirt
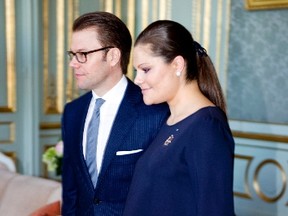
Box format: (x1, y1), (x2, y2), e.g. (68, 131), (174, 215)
(83, 75), (127, 173)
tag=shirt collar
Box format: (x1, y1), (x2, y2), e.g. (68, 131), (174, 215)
(91, 75), (128, 103)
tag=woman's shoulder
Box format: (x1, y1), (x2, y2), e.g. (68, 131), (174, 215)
(181, 106), (227, 125)
(180, 106), (232, 138)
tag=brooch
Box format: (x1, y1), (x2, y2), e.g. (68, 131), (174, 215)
(164, 135), (174, 146)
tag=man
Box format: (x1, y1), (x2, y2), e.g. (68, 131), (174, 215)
(61, 11), (168, 215)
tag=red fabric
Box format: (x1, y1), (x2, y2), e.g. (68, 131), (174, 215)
(29, 200), (61, 216)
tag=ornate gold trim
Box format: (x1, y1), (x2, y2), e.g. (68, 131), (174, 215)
(40, 122), (61, 130)
(65, 0), (79, 103)
(0, 106), (14, 112)
(66, 0), (74, 103)
(115, 0), (121, 18)
(233, 154), (253, 199)
(56, 0), (65, 113)
(43, 0), (70, 114)
(232, 131), (288, 143)
(253, 159), (286, 202)
(194, 0), (202, 41)
(127, 0), (135, 79)
(224, 0), (231, 96)
(215, 0), (223, 74)
(245, 0), (288, 10)
(158, 0), (165, 19)
(158, 0), (170, 19)
(0, 121), (15, 143)
(43, 0), (52, 114)
(203, 0), (211, 52)
(2, 0), (16, 113)
(152, 0), (158, 21)
(141, 0), (149, 29)
(104, 0), (113, 13)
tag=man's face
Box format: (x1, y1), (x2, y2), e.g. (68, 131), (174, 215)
(69, 28), (112, 94)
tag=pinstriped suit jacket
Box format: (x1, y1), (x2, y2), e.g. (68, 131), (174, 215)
(61, 78), (169, 215)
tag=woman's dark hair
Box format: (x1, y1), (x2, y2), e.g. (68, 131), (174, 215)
(72, 11), (132, 74)
(135, 20), (226, 113)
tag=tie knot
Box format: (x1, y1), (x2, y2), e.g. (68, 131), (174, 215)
(95, 98), (105, 108)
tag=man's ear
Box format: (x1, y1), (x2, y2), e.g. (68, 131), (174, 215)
(108, 48), (121, 66)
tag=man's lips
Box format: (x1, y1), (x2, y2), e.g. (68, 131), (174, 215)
(75, 73), (85, 78)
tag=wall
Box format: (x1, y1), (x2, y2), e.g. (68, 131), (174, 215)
(228, 0), (288, 215)
(0, 0), (288, 215)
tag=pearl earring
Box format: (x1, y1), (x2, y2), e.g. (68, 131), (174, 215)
(176, 71), (181, 77)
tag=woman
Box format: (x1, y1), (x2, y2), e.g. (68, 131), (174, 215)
(123, 20), (235, 216)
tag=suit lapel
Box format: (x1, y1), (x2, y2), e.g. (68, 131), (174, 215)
(97, 80), (140, 184)
(71, 92), (93, 179)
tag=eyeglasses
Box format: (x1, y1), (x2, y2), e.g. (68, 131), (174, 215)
(67, 46), (114, 63)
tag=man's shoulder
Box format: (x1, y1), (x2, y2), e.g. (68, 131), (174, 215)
(64, 91), (91, 111)
(68, 91), (91, 104)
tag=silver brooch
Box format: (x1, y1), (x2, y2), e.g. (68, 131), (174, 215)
(164, 135), (174, 146)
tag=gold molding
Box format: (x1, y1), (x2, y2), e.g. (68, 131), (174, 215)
(104, 0), (113, 13)
(215, 0), (223, 74)
(141, 0), (149, 29)
(66, 0), (74, 103)
(193, 0), (202, 41)
(56, 0), (65, 114)
(203, 0), (211, 52)
(0, 121), (15, 143)
(2, 0), (16, 113)
(224, 0), (231, 97)
(43, 0), (53, 114)
(43, 0), (71, 114)
(40, 122), (61, 130)
(115, 0), (121, 18)
(253, 159), (286, 202)
(152, 0), (158, 21)
(0, 106), (14, 112)
(233, 154), (253, 199)
(127, 0), (135, 79)
(66, 1), (79, 103)
(158, 0), (165, 19)
(232, 131), (288, 143)
(245, 0), (288, 10)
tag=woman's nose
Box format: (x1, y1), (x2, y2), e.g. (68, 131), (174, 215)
(134, 71), (144, 86)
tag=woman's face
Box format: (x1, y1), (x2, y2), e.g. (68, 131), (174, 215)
(133, 44), (180, 105)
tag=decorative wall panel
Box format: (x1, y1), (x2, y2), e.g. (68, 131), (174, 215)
(0, 0), (16, 113)
(227, 0), (288, 124)
(245, 0), (288, 10)
(42, 0), (79, 114)
(0, 122), (15, 144)
(234, 138), (288, 215)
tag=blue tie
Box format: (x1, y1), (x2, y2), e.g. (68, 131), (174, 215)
(86, 98), (105, 188)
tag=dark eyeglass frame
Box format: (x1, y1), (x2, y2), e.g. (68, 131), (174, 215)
(67, 46), (114, 63)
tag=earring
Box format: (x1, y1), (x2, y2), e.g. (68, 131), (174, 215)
(176, 71), (181, 77)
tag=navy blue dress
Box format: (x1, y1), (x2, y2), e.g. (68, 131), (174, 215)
(123, 107), (235, 216)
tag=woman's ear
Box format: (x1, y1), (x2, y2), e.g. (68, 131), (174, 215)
(173, 55), (185, 72)
(108, 48), (121, 66)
